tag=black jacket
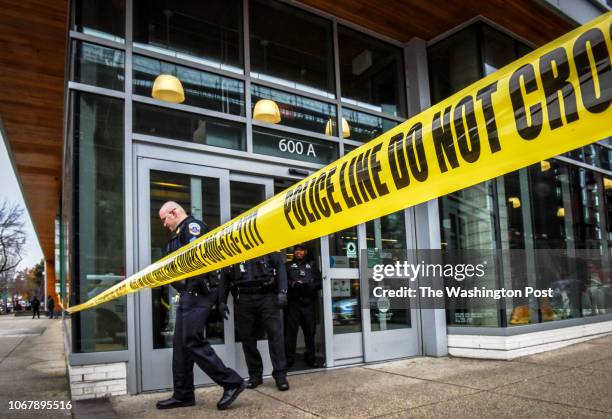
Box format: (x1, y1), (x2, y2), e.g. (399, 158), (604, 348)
(219, 252), (288, 302)
(286, 259), (322, 300)
(164, 215), (213, 292)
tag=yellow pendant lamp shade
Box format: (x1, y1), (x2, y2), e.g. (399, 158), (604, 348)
(508, 196), (521, 208)
(604, 178), (612, 190)
(152, 74), (185, 103)
(540, 160), (551, 172)
(253, 99), (281, 124)
(325, 118), (350, 138)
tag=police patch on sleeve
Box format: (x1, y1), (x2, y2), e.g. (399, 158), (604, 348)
(188, 222), (201, 236)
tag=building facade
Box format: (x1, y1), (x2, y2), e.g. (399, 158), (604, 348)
(1, 0), (610, 399)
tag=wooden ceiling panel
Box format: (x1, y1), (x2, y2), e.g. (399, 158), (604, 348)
(0, 0), (68, 262)
(299, 0), (574, 45)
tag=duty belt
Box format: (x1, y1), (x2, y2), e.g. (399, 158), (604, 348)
(237, 284), (275, 294)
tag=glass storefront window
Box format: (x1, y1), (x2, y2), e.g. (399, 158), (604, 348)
(75, 0), (125, 42)
(342, 108), (398, 143)
(428, 26), (480, 103)
(72, 41), (125, 91)
(569, 167), (603, 250)
(440, 182), (500, 326)
(133, 55), (245, 115)
(70, 91), (126, 352)
(249, 0), (335, 97)
(251, 85), (336, 136)
(338, 26), (406, 117)
(252, 128), (338, 165)
(133, 103), (246, 151)
(133, 0), (243, 73)
(598, 144), (612, 171)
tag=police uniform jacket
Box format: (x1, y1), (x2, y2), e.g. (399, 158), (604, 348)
(286, 259), (322, 300)
(220, 252), (288, 298)
(165, 215), (220, 293)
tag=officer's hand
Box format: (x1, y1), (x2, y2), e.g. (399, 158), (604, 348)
(218, 302), (230, 320)
(277, 292), (288, 308)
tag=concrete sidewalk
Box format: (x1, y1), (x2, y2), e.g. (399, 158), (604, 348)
(0, 315), (70, 417)
(110, 334), (612, 418)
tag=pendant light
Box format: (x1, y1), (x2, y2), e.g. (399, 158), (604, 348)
(152, 74), (185, 103)
(151, 10), (185, 104)
(325, 118), (350, 138)
(253, 99), (281, 123)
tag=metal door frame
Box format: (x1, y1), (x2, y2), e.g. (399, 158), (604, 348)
(321, 209), (422, 367)
(136, 156), (232, 391)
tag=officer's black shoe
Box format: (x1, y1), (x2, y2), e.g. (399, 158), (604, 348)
(217, 381), (246, 410)
(275, 378), (290, 391)
(246, 377), (263, 389)
(155, 397), (195, 410)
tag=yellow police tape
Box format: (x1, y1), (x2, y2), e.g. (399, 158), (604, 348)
(66, 12), (612, 314)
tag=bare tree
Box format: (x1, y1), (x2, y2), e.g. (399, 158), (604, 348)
(0, 199), (27, 275)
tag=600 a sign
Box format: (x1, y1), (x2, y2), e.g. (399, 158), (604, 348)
(278, 138), (317, 157)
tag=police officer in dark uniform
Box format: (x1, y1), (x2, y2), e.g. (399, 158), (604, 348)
(285, 244), (322, 368)
(156, 201), (245, 410)
(220, 252), (290, 391)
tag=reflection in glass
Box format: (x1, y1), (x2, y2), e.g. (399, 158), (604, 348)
(365, 212), (410, 331)
(342, 108), (398, 143)
(150, 170), (223, 348)
(328, 226), (359, 269)
(331, 278), (361, 334)
(440, 182), (499, 326)
(75, 0), (125, 42)
(133, 56), (245, 115)
(251, 85), (336, 135)
(249, 0), (334, 97)
(133, 103), (245, 150)
(133, 0), (243, 73)
(569, 167), (603, 250)
(428, 26), (480, 103)
(71, 92), (126, 352)
(338, 25), (406, 117)
(73, 42), (125, 91)
(366, 211), (407, 266)
(252, 128), (338, 165)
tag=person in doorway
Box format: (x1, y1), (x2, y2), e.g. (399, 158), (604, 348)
(47, 296), (55, 319)
(220, 252), (290, 391)
(31, 296), (41, 319)
(155, 201), (245, 411)
(284, 244), (322, 368)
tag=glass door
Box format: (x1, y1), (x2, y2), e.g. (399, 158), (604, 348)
(362, 210), (420, 362)
(137, 157), (231, 391)
(322, 224), (365, 365)
(321, 210), (421, 366)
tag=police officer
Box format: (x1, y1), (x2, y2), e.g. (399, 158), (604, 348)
(285, 244), (322, 368)
(220, 252), (289, 391)
(156, 201), (245, 410)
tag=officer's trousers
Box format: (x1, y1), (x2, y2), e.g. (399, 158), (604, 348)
(235, 292), (287, 381)
(173, 289), (243, 401)
(284, 298), (316, 366)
